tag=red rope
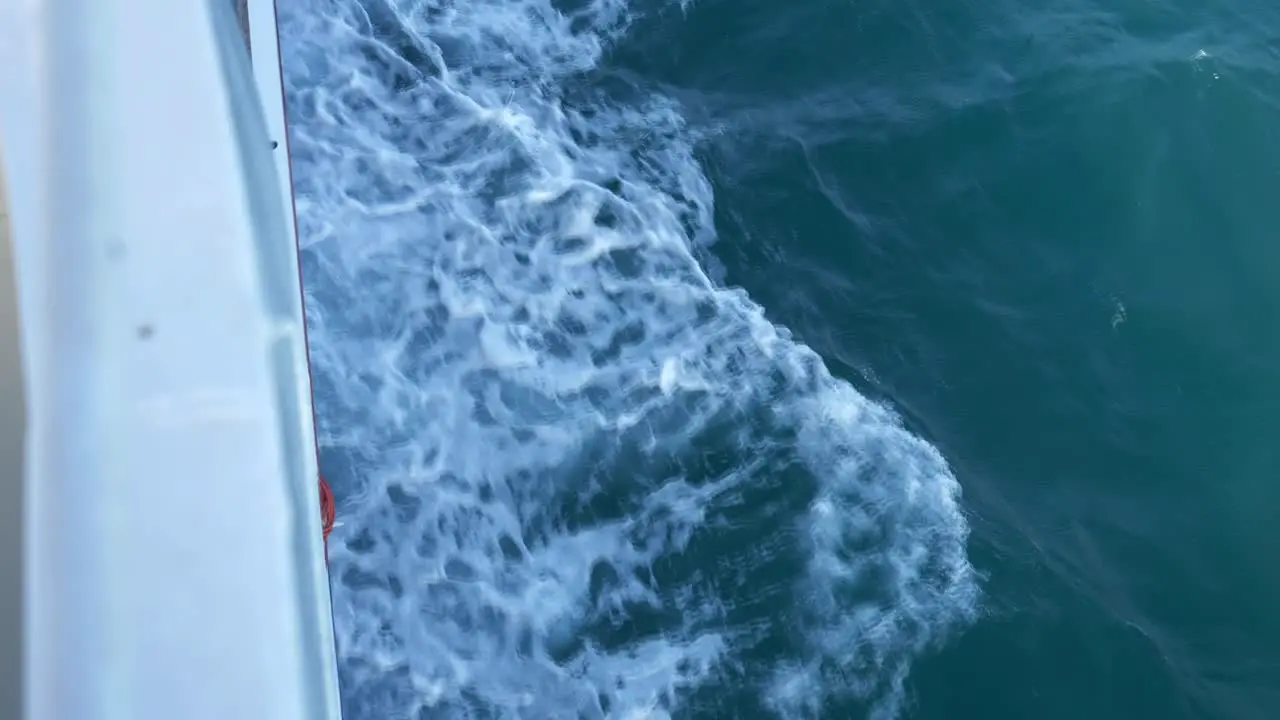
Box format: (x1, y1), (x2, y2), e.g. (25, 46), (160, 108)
(319, 475), (336, 562)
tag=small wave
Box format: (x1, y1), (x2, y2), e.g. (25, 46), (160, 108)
(279, 0), (979, 717)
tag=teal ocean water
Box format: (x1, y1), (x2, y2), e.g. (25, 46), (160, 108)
(280, 0), (1280, 717)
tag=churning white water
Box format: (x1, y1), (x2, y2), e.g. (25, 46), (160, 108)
(277, 0), (979, 717)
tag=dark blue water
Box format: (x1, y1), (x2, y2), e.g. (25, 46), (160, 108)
(280, 0), (1280, 717)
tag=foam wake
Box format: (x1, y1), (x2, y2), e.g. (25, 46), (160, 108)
(278, 0), (979, 717)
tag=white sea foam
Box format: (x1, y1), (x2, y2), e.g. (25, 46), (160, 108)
(279, 0), (979, 717)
